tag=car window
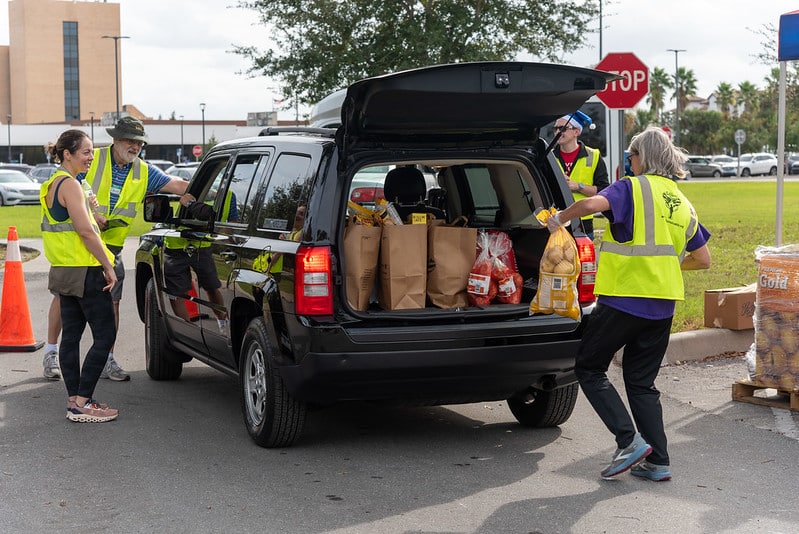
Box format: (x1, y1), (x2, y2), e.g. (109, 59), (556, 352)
(216, 153), (270, 225)
(462, 165), (500, 224)
(257, 153), (313, 233)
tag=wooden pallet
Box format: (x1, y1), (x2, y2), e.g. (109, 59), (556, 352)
(732, 380), (799, 412)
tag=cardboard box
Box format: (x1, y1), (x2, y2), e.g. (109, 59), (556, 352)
(704, 284), (756, 330)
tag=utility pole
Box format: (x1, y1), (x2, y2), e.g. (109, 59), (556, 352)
(667, 48), (686, 145)
(102, 35), (130, 121)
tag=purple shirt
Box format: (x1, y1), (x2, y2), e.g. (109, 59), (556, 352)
(596, 178), (711, 320)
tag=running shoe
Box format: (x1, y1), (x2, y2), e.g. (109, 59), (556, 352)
(631, 460), (672, 481)
(100, 355), (130, 381)
(600, 432), (652, 479)
(43, 350), (61, 380)
(67, 399), (118, 423)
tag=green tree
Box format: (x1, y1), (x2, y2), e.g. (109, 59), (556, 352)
(673, 67), (697, 114)
(715, 82), (735, 119)
(647, 67), (672, 121)
(233, 0), (600, 106)
(679, 109), (722, 154)
(737, 81), (760, 117)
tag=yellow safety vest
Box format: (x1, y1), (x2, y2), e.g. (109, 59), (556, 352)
(595, 174), (698, 301)
(39, 170), (115, 267)
(557, 146), (600, 221)
(83, 146), (149, 247)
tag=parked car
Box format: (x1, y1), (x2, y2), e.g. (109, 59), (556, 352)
(710, 155), (738, 177)
(0, 163), (33, 175)
(786, 154), (799, 175)
(146, 159), (175, 171)
(135, 61), (617, 447)
(164, 163), (198, 181)
(28, 163), (59, 183)
(738, 153), (778, 177)
(0, 169), (41, 205)
(683, 156), (722, 178)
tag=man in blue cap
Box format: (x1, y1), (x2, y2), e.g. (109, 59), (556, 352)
(552, 113), (609, 240)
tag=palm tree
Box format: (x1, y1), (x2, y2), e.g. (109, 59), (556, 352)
(737, 81), (759, 116)
(647, 67), (672, 122)
(672, 67), (698, 113)
(715, 82), (735, 118)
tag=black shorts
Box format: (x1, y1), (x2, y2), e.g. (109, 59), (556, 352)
(163, 247), (222, 295)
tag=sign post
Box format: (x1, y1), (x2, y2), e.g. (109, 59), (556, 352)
(734, 129), (746, 177)
(594, 53), (650, 181)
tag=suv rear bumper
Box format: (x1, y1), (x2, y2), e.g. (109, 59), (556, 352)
(280, 340), (579, 404)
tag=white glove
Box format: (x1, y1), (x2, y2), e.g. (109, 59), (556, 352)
(547, 211), (563, 233)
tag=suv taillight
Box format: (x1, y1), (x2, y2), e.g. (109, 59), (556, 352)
(350, 187), (385, 203)
(575, 236), (596, 306)
(295, 246), (333, 315)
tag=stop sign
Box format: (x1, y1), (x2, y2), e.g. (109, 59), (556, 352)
(192, 145), (203, 157)
(594, 52), (649, 109)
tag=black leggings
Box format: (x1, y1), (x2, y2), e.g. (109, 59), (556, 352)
(59, 268), (117, 400)
(575, 302), (672, 466)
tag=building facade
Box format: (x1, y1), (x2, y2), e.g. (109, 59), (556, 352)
(2, 0), (121, 124)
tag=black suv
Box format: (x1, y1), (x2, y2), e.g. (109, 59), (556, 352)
(135, 62), (617, 447)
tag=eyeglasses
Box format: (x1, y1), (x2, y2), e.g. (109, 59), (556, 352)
(553, 125), (576, 132)
(626, 151), (639, 166)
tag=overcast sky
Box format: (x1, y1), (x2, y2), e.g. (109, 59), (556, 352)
(0, 0), (793, 121)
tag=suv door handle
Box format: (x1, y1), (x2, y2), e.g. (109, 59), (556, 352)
(221, 250), (238, 263)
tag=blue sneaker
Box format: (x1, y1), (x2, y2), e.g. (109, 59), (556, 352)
(600, 432), (652, 479)
(631, 460), (672, 481)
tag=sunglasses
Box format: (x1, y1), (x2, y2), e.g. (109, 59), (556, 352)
(553, 125), (576, 132)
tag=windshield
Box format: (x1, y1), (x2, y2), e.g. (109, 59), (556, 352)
(0, 172), (32, 183)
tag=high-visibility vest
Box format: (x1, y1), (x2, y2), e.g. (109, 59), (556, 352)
(595, 174), (698, 301)
(39, 170), (115, 267)
(83, 146), (149, 247)
(557, 146), (600, 221)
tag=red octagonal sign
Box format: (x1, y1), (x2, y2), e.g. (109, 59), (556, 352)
(595, 52), (649, 109)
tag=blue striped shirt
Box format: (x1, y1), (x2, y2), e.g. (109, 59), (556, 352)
(78, 157), (171, 209)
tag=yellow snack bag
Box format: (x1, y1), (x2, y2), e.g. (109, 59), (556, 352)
(529, 208), (581, 321)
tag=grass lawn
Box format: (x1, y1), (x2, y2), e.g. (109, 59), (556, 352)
(2, 180), (797, 333)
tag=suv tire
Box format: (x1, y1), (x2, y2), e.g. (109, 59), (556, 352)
(769, 166), (777, 176)
(144, 279), (184, 380)
(240, 318), (306, 448)
(741, 168), (751, 177)
(507, 383), (579, 427)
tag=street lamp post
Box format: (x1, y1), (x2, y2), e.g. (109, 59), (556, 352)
(667, 48), (686, 146)
(102, 35), (130, 121)
(200, 103), (206, 148)
(180, 115), (184, 164)
(6, 115), (10, 163)
(89, 111), (95, 143)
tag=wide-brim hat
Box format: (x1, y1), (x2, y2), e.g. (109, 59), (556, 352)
(106, 116), (148, 143)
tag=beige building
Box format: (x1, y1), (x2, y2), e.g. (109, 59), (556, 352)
(2, 0), (122, 124)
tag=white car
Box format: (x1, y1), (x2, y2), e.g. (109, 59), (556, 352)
(738, 153), (778, 177)
(0, 170), (41, 206)
(710, 155), (738, 177)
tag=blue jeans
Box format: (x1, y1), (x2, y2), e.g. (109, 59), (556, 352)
(575, 303), (672, 465)
(59, 267), (117, 399)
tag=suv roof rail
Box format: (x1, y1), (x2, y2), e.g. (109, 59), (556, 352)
(258, 126), (336, 138)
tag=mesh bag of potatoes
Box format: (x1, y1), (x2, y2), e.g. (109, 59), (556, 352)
(529, 208), (581, 321)
(752, 244), (799, 391)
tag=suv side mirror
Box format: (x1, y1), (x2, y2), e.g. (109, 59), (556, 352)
(143, 194), (175, 223)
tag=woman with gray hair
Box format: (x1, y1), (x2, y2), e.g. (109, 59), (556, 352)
(546, 125), (711, 482)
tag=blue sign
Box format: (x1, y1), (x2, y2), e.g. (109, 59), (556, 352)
(778, 10), (799, 61)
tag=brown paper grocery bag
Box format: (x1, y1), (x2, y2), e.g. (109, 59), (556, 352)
(427, 224), (477, 308)
(379, 223), (427, 310)
(344, 220), (382, 311)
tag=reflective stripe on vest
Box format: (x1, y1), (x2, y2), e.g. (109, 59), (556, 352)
(85, 146), (148, 247)
(39, 170), (113, 267)
(595, 175), (698, 300)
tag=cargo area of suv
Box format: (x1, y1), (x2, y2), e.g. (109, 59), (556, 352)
(135, 61), (618, 447)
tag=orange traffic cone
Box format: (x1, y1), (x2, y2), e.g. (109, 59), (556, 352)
(186, 281), (201, 322)
(0, 227), (45, 352)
